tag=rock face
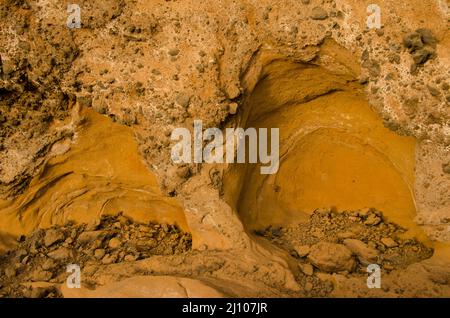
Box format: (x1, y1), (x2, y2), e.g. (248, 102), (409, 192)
(308, 242), (355, 273)
(0, 0), (449, 299)
(61, 276), (227, 298)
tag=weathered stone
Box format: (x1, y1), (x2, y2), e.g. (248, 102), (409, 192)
(300, 263), (314, 276)
(108, 237), (121, 249)
(77, 231), (104, 245)
(44, 229), (65, 247)
(47, 247), (73, 260)
(94, 248), (106, 259)
(343, 239), (379, 263)
(310, 7), (328, 20)
(381, 237), (398, 248)
(294, 244), (311, 257)
(308, 242), (355, 273)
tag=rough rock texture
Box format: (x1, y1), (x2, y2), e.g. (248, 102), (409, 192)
(307, 242), (356, 272)
(0, 0), (449, 298)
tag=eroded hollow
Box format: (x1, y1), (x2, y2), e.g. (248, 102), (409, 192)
(0, 107), (190, 252)
(223, 59), (419, 236)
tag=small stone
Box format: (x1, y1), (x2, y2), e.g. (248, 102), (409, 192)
(375, 29), (384, 36)
(47, 247), (73, 260)
(294, 245), (311, 257)
(308, 242), (355, 273)
(124, 254), (137, 262)
(304, 282), (313, 292)
(381, 237), (398, 248)
(94, 248), (106, 260)
(310, 7), (328, 20)
(226, 85), (241, 99)
(343, 239), (379, 264)
(21, 255), (30, 265)
(65, 237), (73, 245)
(101, 254), (117, 265)
(108, 237), (121, 249)
(44, 229), (65, 247)
(228, 102), (238, 115)
(175, 93), (191, 108)
(77, 231), (104, 245)
(364, 214), (381, 226)
(300, 263), (314, 276)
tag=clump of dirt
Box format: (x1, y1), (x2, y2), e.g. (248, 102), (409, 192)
(256, 209), (434, 296)
(0, 213), (192, 298)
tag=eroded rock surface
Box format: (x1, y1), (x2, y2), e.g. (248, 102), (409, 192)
(0, 0), (449, 298)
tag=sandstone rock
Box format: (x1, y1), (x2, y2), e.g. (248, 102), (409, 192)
(44, 229), (65, 247)
(381, 237), (398, 248)
(77, 231), (104, 245)
(108, 238), (121, 249)
(228, 102), (238, 115)
(364, 214), (381, 226)
(47, 247), (73, 260)
(94, 248), (106, 260)
(308, 242), (355, 273)
(124, 254), (137, 262)
(310, 7), (328, 20)
(299, 263), (314, 276)
(101, 254), (117, 265)
(294, 244), (311, 257)
(343, 239), (379, 264)
(175, 93), (191, 108)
